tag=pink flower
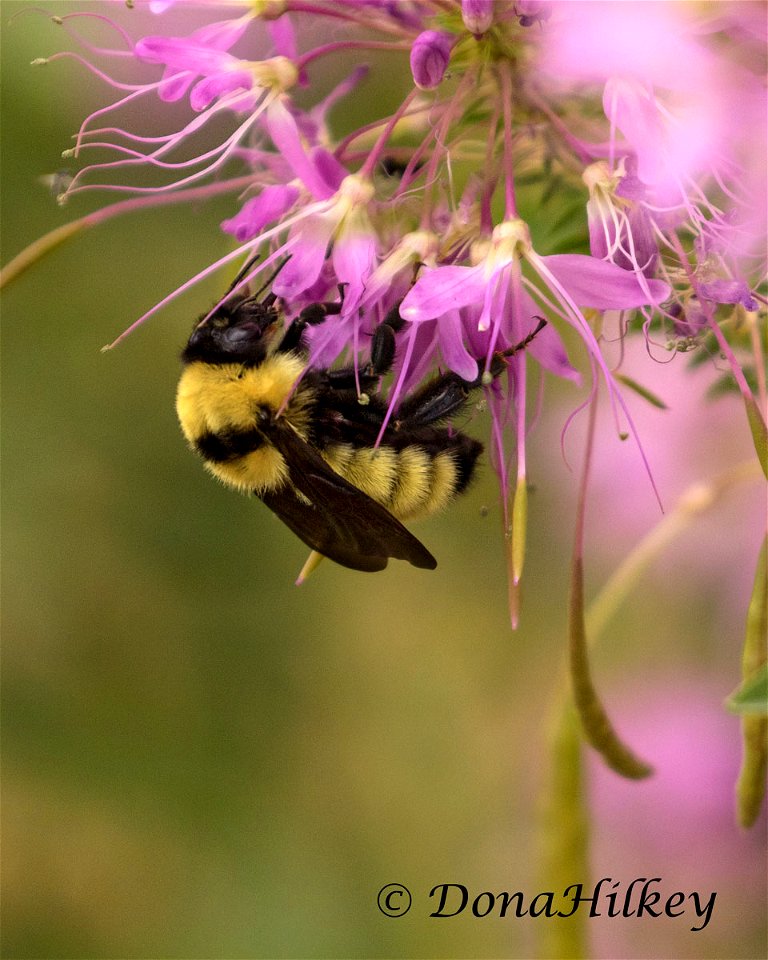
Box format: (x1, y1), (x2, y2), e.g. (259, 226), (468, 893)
(583, 159), (658, 278)
(536, 1), (765, 210)
(135, 15), (255, 111)
(400, 220), (669, 370)
(270, 175), (378, 321)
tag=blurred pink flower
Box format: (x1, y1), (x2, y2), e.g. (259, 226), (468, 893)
(535, 1), (766, 232)
(590, 676), (767, 957)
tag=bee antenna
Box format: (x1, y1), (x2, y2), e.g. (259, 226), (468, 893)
(250, 255), (293, 302)
(227, 251), (262, 294)
(226, 253), (294, 302)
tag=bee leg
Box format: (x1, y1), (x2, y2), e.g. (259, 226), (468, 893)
(295, 282), (348, 328)
(275, 295), (345, 355)
(497, 316), (547, 363)
(320, 299), (406, 394)
(395, 317), (548, 427)
(319, 299), (458, 412)
(394, 372), (476, 427)
(366, 301), (406, 377)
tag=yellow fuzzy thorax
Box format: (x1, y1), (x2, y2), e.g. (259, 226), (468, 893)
(176, 354), (309, 494)
(176, 354), (306, 436)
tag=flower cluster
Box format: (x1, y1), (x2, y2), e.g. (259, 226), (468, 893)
(36, 0), (766, 598)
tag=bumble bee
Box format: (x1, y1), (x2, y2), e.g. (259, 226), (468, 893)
(176, 263), (545, 572)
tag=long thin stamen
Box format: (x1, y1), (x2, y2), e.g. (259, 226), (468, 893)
(296, 38), (412, 72)
(66, 94), (273, 199)
(498, 61), (518, 220)
(359, 87), (419, 179)
(55, 11), (136, 56)
(419, 66), (478, 230)
(34, 50), (155, 90)
(72, 87), (155, 155)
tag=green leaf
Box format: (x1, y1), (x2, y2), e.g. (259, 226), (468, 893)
(727, 664), (768, 714)
(615, 374), (669, 410)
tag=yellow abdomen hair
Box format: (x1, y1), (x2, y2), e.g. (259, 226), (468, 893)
(322, 443), (458, 520)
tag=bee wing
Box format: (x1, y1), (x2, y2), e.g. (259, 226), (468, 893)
(260, 421), (437, 572)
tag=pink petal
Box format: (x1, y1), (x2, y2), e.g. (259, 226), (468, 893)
(265, 99), (335, 201)
(193, 16), (251, 52)
(603, 79), (667, 189)
(400, 265), (486, 321)
(528, 321), (581, 384)
(157, 70), (194, 103)
(135, 37), (233, 73)
(700, 279), (758, 311)
(309, 147), (347, 193)
(190, 70), (253, 111)
(438, 310), (479, 381)
(333, 229), (377, 310)
(267, 15), (297, 60)
(220, 185), (300, 242)
(272, 215), (335, 299)
(542, 254), (669, 307)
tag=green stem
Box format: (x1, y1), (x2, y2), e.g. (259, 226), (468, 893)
(0, 219), (88, 288)
(736, 536), (768, 828)
(587, 461), (761, 641)
(0, 175), (256, 291)
(536, 703), (589, 960)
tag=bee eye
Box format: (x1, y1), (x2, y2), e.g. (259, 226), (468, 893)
(223, 321), (259, 344)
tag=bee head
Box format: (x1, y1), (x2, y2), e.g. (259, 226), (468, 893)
(182, 294), (280, 366)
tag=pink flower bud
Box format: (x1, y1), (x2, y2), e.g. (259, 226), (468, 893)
(409, 30), (454, 90)
(461, 0), (494, 36)
(516, 1), (552, 27)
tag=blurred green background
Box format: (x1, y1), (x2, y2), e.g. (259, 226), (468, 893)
(2, 4), (765, 958)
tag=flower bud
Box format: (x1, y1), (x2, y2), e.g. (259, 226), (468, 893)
(516, 1), (552, 27)
(461, 0), (494, 36)
(699, 279), (758, 311)
(409, 30), (454, 90)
